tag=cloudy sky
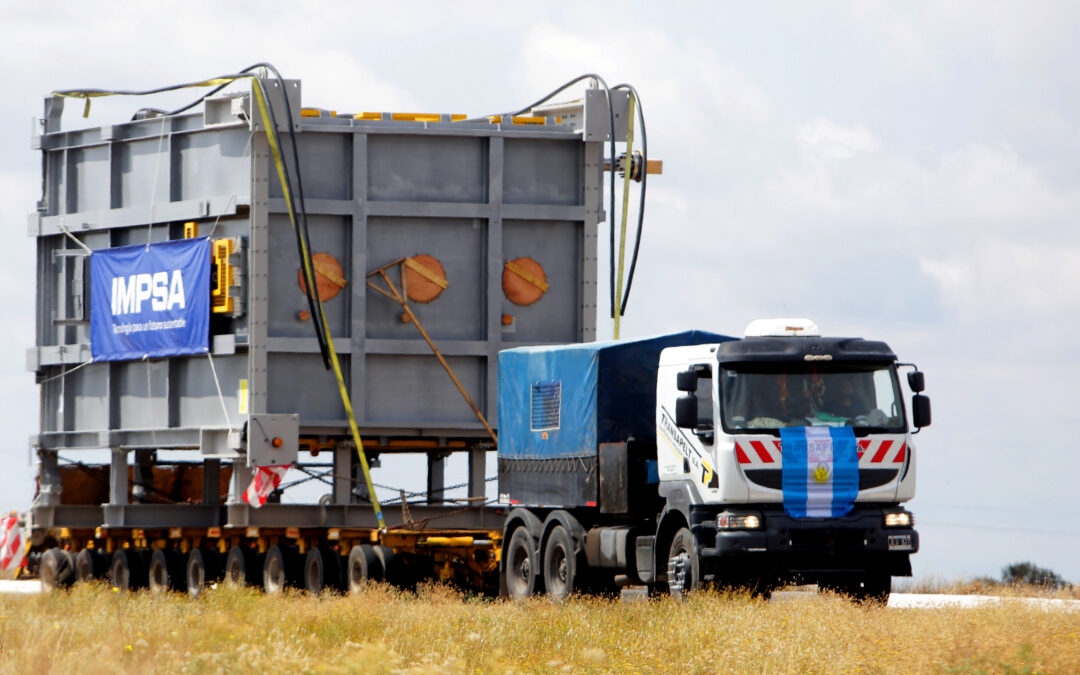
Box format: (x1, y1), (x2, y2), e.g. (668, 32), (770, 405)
(1, 1), (1078, 583)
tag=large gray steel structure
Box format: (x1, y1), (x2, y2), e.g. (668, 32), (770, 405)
(28, 78), (610, 529)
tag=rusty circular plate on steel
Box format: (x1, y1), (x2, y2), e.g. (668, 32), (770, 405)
(404, 254), (446, 303)
(503, 257), (547, 306)
(298, 253), (346, 302)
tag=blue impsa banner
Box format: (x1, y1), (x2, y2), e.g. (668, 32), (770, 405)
(780, 426), (859, 518)
(89, 238), (211, 362)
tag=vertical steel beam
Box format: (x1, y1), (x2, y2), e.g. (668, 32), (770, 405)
(427, 452), (446, 505)
(202, 458), (221, 506)
(333, 442), (353, 505)
(468, 447), (487, 501)
(486, 135), (504, 431)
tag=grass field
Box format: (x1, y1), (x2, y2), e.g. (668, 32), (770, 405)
(1, 583), (1078, 674)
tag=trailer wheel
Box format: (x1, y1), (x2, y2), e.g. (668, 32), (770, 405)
(346, 544), (382, 593)
(263, 545), (300, 594)
(504, 526), (538, 599)
(149, 549), (186, 595)
(40, 548), (76, 591)
(225, 545), (261, 587)
(186, 548), (220, 598)
(304, 546), (341, 594)
(666, 528), (702, 598)
(110, 549), (148, 591)
(542, 525), (577, 600)
(75, 548), (107, 583)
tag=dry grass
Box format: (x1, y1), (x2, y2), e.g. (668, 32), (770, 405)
(1, 582), (1078, 674)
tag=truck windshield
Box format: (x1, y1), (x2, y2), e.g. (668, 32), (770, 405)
(720, 363), (906, 433)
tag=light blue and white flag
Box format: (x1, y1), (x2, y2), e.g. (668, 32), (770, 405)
(780, 426), (859, 518)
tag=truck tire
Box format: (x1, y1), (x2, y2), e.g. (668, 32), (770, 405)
(40, 548), (76, 591)
(225, 545), (261, 587)
(186, 548), (220, 598)
(110, 549), (148, 591)
(346, 544), (382, 593)
(666, 527), (702, 598)
(75, 548), (107, 583)
(304, 546), (341, 594)
(149, 549), (186, 595)
(542, 525), (577, 600)
(504, 526), (538, 599)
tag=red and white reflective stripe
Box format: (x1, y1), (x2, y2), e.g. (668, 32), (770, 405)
(0, 516), (26, 572)
(735, 437), (907, 466)
(859, 439), (907, 464)
(242, 465), (290, 508)
(735, 440), (782, 465)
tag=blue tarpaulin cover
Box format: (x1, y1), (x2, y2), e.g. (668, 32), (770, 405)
(89, 238), (211, 362)
(498, 331), (734, 459)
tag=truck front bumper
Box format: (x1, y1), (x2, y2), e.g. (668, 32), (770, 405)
(694, 506), (918, 577)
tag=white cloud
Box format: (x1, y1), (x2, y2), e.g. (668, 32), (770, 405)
(796, 118), (880, 160)
(514, 23), (773, 140)
(919, 237), (1080, 322)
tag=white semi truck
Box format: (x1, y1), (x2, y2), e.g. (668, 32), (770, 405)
(497, 319), (928, 601)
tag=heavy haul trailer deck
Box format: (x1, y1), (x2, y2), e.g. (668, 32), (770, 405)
(38, 510), (508, 596)
(23, 66), (639, 594)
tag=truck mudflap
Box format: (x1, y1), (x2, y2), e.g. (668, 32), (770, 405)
(691, 506), (917, 577)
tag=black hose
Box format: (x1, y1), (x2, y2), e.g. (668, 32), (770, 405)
(468, 73), (618, 318)
(242, 63), (332, 369)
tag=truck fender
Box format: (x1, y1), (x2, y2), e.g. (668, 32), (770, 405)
(652, 506), (691, 583)
(541, 510), (586, 556)
(502, 508), (545, 555)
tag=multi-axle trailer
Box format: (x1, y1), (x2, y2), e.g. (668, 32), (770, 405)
(23, 67), (639, 595)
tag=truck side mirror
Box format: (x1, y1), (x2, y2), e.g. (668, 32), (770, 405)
(676, 370), (698, 392)
(675, 395), (697, 428)
(912, 394), (931, 429)
(907, 371), (925, 393)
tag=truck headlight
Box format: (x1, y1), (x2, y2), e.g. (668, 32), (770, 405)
(718, 513), (762, 530)
(884, 510), (914, 528)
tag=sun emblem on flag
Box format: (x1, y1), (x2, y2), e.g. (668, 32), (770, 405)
(813, 463), (830, 483)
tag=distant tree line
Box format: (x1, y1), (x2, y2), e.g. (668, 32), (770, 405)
(976, 561), (1071, 590)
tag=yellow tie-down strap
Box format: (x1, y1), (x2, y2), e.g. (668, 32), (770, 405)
(505, 259), (550, 292)
(405, 256), (449, 289)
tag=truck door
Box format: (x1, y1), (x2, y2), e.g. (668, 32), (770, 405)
(657, 364), (718, 491)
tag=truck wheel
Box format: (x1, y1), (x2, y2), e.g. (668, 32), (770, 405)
(75, 548), (107, 583)
(110, 549), (148, 591)
(861, 573), (892, 604)
(666, 528), (702, 598)
(149, 549), (186, 595)
(225, 545), (261, 587)
(186, 548), (220, 598)
(504, 526), (538, 599)
(346, 544), (382, 593)
(304, 546), (341, 594)
(542, 525), (577, 600)
(40, 548), (76, 591)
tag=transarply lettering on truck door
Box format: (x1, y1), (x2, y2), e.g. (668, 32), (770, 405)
(658, 407), (718, 488)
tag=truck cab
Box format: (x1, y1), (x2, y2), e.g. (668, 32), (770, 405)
(652, 318), (928, 598)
